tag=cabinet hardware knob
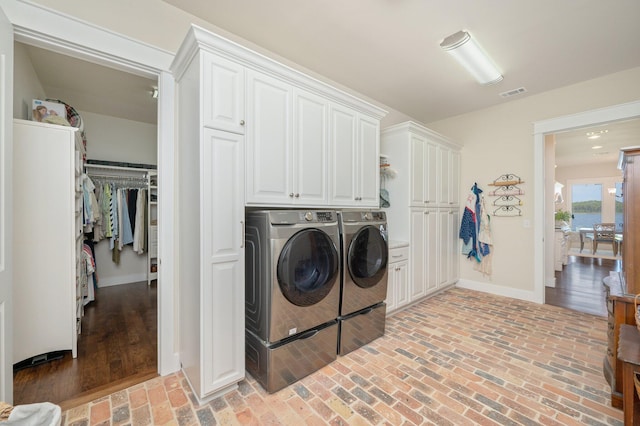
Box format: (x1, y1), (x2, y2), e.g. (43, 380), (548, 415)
(240, 120), (245, 125)
(295, 193), (300, 198)
(289, 193), (294, 197)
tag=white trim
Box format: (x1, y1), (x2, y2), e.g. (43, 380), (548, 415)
(157, 71), (179, 375)
(455, 279), (537, 303)
(533, 100), (640, 304)
(2, 0), (180, 378)
(97, 274), (148, 288)
(1, 0), (173, 78)
(171, 25), (387, 120)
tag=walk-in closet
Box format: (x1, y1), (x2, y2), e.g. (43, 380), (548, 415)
(11, 41), (160, 407)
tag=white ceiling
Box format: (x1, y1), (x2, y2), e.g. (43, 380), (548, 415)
(20, 0), (640, 166)
(554, 118), (640, 167)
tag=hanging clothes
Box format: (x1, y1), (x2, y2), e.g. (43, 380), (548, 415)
(459, 182), (494, 277)
(84, 173), (148, 264)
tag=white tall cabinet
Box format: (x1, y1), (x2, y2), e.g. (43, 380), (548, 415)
(172, 30), (246, 403)
(171, 24), (386, 401)
(382, 122), (461, 307)
(12, 119), (82, 363)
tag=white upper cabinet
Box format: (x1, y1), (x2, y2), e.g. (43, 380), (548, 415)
(358, 115), (381, 206)
(437, 145), (460, 206)
(202, 52), (246, 134)
(293, 89), (329, 205)
(410, 136), (438, 207)
(245, 72), (382, 208)
(245, 70), (293, 205)
(329, 104), (380, 207)
(329, 104), (357, 205)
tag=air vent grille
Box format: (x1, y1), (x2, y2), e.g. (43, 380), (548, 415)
(499, 87), (527, 98)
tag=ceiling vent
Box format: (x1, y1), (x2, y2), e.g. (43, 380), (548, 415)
(499, 87), (527, 98)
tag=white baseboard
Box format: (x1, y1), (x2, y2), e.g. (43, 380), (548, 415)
(456, 278), (540, 304)
(545, 276), (556, 288)
(98, 273), (148, 287)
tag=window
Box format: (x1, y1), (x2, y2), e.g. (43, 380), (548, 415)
(571, 183), (602, 230)
(565, 177), (622, 232)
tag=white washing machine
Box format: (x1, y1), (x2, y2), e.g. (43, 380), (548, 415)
(337, 210), (389, 355)
(244, 210), (340, 392)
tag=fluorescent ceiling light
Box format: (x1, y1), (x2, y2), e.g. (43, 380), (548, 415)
(440, 30), (503, 85)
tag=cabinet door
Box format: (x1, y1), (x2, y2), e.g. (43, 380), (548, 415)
(202, 52), (245, 134)
(245, 71), (292, 205)
(449, 150), (460, 206)
(449, 209), (460, 283)
(395, 260), (409, 309)
(294, 89), (328, 204)
(424, 141), (438, 207)
(437, 146), (450, 206)
(357, 115), (380, 206)
(410, 210), (426, 300)
(410, 135), (425, 207)
(202, 128), (245, 394)
(425, 209), (438, 294)
(437, 209), (449, 287)
(329, 104), (357, 205)
(386, 266), (397, 313)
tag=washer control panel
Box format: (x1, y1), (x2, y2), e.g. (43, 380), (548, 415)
(296, 210), (336, 223)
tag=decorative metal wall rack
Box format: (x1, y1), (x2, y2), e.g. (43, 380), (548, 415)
(488, 173), (524, 216)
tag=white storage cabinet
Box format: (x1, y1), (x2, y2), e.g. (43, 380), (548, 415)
(381, 122), (461, 303)
(387, 244), (409, 314)
(172, 30), (246, 403)
(13, 119), (82, 363)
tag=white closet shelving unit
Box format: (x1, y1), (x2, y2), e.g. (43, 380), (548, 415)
(148, 171), (158, 285)
(84, 163), (157, 285)
(13, 119), (83, 364)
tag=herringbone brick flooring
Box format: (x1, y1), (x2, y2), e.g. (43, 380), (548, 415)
(62, 287), (623, 425)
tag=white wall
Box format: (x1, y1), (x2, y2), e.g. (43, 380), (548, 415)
(427, 67), (640, 296)
(82, 111), (157, 165)
(13, 43), (45, 120)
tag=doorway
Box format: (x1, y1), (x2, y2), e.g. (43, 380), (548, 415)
(534, 101), (640, 310)
(12, 42), (160, 407)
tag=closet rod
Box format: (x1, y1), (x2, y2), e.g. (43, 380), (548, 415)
(85, 163), (153, 173)
(87, 174), (148, 181)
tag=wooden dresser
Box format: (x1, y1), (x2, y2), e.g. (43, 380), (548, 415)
(604, 147), (640, 408)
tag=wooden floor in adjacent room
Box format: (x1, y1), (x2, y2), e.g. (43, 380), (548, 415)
(13, 281), (158, 411)
(545, 254), (621, 317)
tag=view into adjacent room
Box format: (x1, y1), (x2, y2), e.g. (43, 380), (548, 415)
(546, 118), (640, 316)
(12, 41), (160, 409)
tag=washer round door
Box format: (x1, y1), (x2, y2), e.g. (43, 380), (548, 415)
(277, 228), (339, 307)
(348, 225), (389, 288)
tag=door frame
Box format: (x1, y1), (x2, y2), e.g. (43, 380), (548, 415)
(533, 100), (640, 304)
(1, 0), (180, 379)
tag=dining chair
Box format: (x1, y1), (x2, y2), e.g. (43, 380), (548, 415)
(592, 223), (618, 255)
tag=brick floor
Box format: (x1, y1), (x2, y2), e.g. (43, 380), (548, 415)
(60, 288), (623, 425)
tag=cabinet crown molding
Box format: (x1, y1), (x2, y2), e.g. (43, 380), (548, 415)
(382, 121), (460, 149)
(171, 24), (387, 120)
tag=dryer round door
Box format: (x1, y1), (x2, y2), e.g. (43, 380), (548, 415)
(347, 225), (389, 288)
(277, 228), (339, 307)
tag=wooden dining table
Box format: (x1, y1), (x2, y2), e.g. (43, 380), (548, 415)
(578, 227), (623, 254)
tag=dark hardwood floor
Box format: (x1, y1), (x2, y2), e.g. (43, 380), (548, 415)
(13, 281), (158, 410)
(545, 255), (621, 317)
